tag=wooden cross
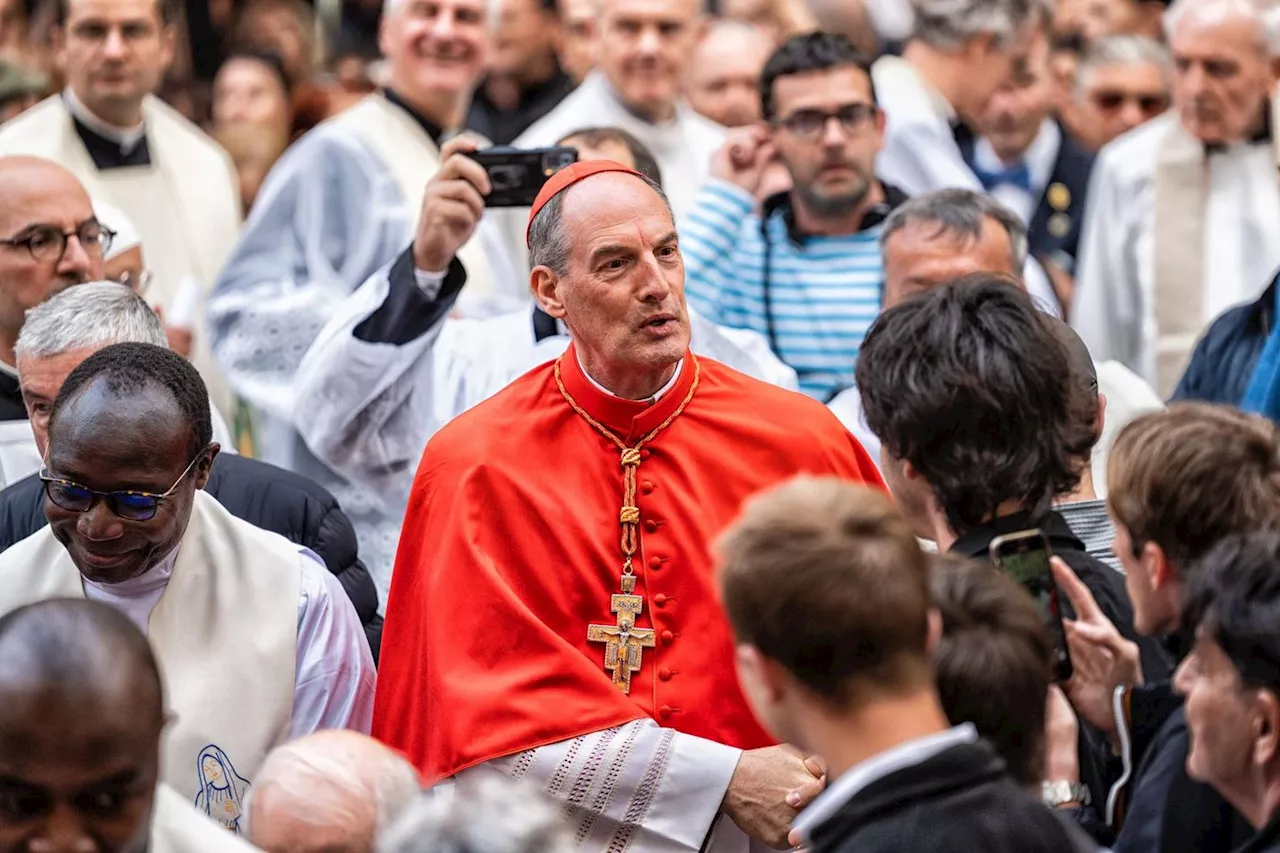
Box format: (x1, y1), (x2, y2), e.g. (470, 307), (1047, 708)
(587, 575), (656, 694)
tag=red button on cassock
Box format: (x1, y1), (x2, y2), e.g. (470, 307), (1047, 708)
(644, 519), (658, 532)
(658, 705), (673, 720)
(653, 593), (667, 607)
(640, 449), (651, 461)
(658, 667), (673, 681)
(648, 556), (663, 570)
(661, 630), (675, 645)
(641, 481), (655, 495)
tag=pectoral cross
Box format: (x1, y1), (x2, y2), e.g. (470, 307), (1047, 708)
(587, 575), (656, 694)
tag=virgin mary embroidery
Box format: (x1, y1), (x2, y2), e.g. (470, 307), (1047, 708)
(194, 744), (251, 834)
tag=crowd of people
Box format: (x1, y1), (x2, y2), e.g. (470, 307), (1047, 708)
(0, 0), (1278, 848)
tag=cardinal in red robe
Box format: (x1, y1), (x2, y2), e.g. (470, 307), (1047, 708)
(374, 157), (885, 852)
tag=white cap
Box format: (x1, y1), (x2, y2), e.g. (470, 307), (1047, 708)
(93, 199), (141, 260)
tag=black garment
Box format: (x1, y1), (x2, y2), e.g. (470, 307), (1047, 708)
(68, 112), (151, 170)
(1112, 681), (1254, 852)
(0, 453), (383, 659)
(1238, 813), (1280, 852)
(956, 121), (1095, 274)
(1173, 277), (1275, 408)
(951, 510), (1173, 845)
(0, 369), (25, 420)
(466, 66), (577, 145)
(383, 89), (445, 147)
(807, 740), (1097, 853)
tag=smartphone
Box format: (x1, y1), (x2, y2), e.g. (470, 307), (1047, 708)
(989, 529), (1074, 682)
(470, 146), (579, 207)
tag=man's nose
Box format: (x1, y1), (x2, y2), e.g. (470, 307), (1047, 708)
(430, 9), (457, 39)
(1119, 98), (1146, 129)
(29, 807), (96, 853)
(58, 236), (94, 281)
(820, 115), (850, 146)
(76, 500), (123, 541)
(636, 255), (673, 301)
(102, 26), (128, 58)
(636, 25), (661, 54)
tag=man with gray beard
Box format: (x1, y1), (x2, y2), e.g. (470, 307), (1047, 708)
(682, 31), (906, 402)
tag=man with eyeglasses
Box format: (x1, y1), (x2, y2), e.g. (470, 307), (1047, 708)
(0, 0), (242, 423)
(1072, 0), (1280, 398)
(682, 31), (906, 403)
(1060, 35), (1172, 152)
(0, 341), (376, 829)
(0, 156), (103, 422)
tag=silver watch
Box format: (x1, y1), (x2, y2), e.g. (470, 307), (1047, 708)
(1041, 780), (1091, 808)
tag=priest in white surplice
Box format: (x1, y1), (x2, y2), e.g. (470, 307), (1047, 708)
(870, 0), (1063, 313)
(0, 343), (375, 835)
(1071, 0), (1280, 397)
(513, 0), (725, 220)
(0, 0), (241, 421)
(206, 0), (523, 599)
(0, 599), (260, 852)
(293, 139), (796, 606)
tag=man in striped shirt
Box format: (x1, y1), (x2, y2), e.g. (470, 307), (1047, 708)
(682, 31), (906, 402)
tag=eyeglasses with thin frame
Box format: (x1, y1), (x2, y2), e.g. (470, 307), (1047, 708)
(39, 449), (208, 522)
(0, 220), (115, 264)
(776, 104), (879, 140)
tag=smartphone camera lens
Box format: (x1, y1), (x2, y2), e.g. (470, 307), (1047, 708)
(489, 165), (523, 190)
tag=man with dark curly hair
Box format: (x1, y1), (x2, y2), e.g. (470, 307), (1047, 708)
(855, 275), (1170, 834)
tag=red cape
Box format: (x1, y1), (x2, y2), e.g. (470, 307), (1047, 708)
(373, 348), (885, 781)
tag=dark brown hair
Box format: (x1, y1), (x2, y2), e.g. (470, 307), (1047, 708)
(718, 477), (931, 705)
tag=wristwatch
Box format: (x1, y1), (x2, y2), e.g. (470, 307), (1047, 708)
(1042, 780), (1091, 808)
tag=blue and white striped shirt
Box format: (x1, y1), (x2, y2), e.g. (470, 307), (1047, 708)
(681, 179), (885, 401)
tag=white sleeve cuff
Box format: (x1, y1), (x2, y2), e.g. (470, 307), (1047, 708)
(413, 266), (448, 299)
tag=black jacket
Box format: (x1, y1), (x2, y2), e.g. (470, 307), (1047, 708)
(807, 740), (1097, 853)
(1112, 673), (1253, 852)
(1238, 814), (1280, 852)
(0, 453), (383, 658)
(1173, 278), (1275, 408)
(0, 370), (25, 421)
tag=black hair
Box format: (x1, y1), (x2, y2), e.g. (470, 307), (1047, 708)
(220, 48), (293, 93)
(856, 276), (1095, 535)
(58, 0), (176, 26)
(50, 342), (212, 460)
(1183, 530), (1280, 696)
(759, 31), (877, 122)
(558, 125), (665, 189)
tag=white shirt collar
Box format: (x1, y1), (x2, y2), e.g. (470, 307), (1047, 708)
(62, 87), (147, 152)
(973, 118), (1062, 194)
(576, 354), (684, 404)
(793, 723), (980, 843)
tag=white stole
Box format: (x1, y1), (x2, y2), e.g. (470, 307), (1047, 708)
(332, 93), (494, 300)
(1152, 94), (1280, 395)
(0, 491), (298, 834)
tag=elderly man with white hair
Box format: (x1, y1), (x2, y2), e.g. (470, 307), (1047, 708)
(1072, 0), (1280, 397)
(248, 730), (422, 853)
(1061, 35), (1172, 152)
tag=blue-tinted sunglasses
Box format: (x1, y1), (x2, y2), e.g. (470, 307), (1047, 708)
(38, 451), (206, 522)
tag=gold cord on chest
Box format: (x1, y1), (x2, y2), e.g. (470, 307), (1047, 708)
(554, 356), (701, 694)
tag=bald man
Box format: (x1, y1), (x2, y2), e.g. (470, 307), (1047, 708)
(0, 157), (102, 420)
(0, 599), (257, 852)
(686, 20), (776, 128)
(248, 731), (420, 853)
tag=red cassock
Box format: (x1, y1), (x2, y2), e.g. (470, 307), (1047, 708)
(373, 346), (885, 782)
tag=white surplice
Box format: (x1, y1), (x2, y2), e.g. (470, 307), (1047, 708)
(292, 254), (798, 607)
(869, 56), (1062, 317)
(513, 71), (726, 221)
(0, 92), (242, 420)
(450, 718), (774, 853)
(1072, 111), (1280, 396)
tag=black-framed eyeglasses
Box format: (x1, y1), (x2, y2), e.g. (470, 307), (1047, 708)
(39, 449), (207, 522)
(0, 220), (116, 264)
(776, 104), (879, 140)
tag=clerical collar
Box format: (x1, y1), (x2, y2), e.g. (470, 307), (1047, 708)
(382, 88), (446, 147)
(62, 88), (150, 169)
(576, 354), (684, 404)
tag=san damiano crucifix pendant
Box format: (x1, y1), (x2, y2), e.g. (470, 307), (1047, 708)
(587, 574), (656, 694)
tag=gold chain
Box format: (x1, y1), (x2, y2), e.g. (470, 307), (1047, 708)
(554, 355), (701, 576)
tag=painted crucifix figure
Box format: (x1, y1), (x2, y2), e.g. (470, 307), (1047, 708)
(587, 575), (656, 694)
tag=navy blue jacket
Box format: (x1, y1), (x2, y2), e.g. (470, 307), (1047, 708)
(1173, 279), (1275, 407)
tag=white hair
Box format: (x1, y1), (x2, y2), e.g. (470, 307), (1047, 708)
(15, 282), (166, 363)
(376, 776), (575, 853)
(910, 0), (1051, 49)
(381, 0), (503, 29)
(1075, 35), (1173, 97)
(1164, 0), (1280, 57)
